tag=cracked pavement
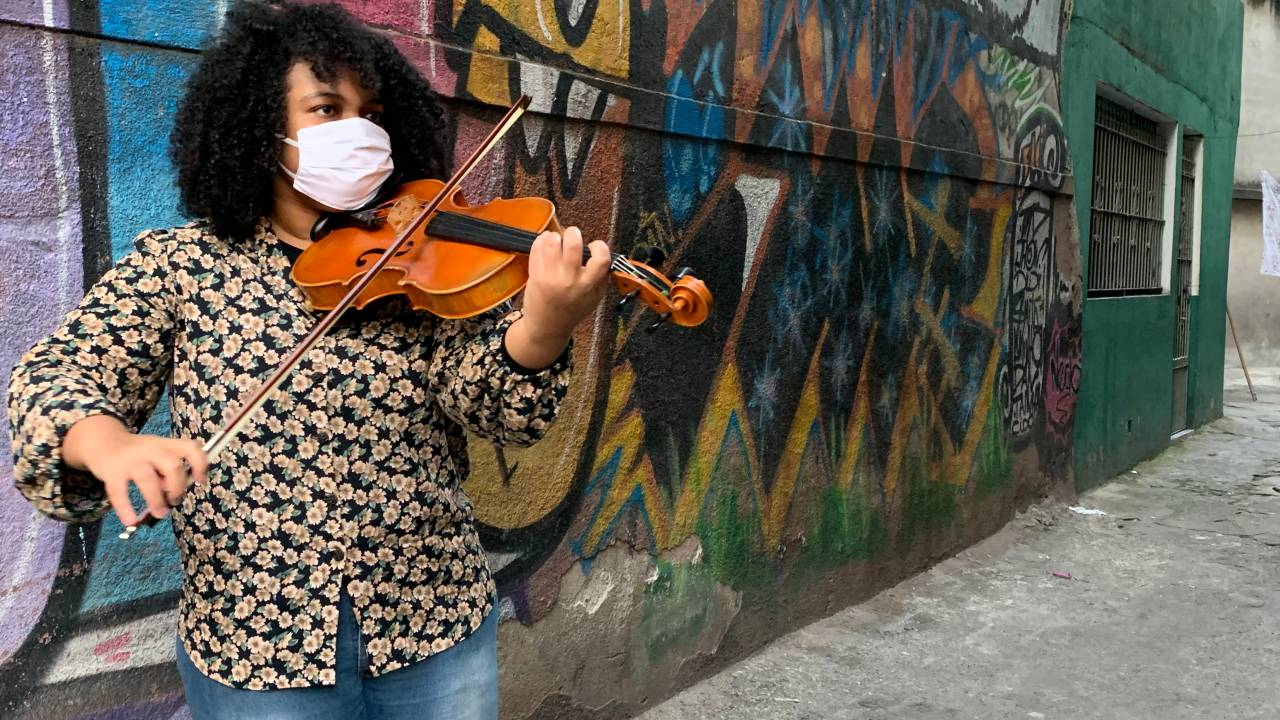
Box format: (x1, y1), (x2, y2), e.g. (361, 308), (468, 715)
(638, 368), (1280, 720)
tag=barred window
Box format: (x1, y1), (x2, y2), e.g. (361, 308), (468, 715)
(1087, 96), (1170, 296)
(1174, 134), (1201, 364)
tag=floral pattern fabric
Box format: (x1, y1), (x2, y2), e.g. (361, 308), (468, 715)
(7, 219), (570, 689)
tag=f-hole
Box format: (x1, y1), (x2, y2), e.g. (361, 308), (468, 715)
(354, 237), (419, 268)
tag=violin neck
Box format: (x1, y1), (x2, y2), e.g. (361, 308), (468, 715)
(427, 211), (615, 264)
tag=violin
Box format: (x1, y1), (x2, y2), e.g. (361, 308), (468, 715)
(119, 94), (711, 538)
(292, 177), (711, 329)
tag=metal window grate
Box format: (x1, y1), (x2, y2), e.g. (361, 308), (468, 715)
(1087, 96), (1168, 296)
(1174, 136), (1199, 364)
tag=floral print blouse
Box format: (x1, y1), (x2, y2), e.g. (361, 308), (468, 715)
(7, 219), (571, 689)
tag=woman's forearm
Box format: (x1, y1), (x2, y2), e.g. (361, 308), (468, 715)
(63, 415), (132, 472)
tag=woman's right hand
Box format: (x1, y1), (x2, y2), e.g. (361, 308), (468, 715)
(63, 415), (209, 526)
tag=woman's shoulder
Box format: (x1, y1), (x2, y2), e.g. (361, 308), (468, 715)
(129, 219), (203, 249)
(130, 218), (245, 262)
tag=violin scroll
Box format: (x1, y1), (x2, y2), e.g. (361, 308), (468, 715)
(610, 257), (712, 329)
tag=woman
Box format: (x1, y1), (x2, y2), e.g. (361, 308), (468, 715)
(6, 2), (609, 718)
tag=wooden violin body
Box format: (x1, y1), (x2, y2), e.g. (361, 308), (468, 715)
(293, 179), (549, 317)
(292, 178), (712, 327)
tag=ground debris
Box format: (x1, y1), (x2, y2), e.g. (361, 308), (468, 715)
(1016, 504), (1059, 530)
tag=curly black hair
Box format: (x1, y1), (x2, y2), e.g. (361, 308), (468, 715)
(170, 0), (451, 240)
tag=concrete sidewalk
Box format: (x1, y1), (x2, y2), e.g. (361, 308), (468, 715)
(639, 369), (1280, 720)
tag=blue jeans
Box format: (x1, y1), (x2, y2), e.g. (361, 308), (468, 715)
(177, 593), (498, 720)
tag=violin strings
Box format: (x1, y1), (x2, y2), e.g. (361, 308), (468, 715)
(426, 211), (662, 289)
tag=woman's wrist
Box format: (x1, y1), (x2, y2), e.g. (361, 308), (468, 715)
(63, 414), (132, 473)
(503, 316), (570, 371)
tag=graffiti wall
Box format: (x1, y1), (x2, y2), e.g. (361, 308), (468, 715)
(0, 1), (1079, 718)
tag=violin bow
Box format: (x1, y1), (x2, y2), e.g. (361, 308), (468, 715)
(120, 95), (533, 539)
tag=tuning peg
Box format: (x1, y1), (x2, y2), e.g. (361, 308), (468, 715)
(618, 290), (639, 307)
(645, 313), (670, 333)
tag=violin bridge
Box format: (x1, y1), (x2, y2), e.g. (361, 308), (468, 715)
(387, 196), (426, 233)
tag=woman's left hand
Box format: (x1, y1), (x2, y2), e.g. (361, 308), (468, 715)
(505, 226), (610, 370)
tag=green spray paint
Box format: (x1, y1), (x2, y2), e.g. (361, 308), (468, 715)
(793, 484), (886, 578)
(639, 560), (726, 665)
(975, 395), (1012, 497)
(696, 486), (775, 591)
(897, 430), (961, 544)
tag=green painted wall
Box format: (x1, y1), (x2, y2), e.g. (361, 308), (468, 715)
(1064, 0), (1243, 490)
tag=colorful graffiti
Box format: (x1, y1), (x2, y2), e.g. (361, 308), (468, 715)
(436, 0), (1077, 612)
(0, 1), (1079, 717)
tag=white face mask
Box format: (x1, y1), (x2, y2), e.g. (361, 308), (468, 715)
(280, 118), (394, 211)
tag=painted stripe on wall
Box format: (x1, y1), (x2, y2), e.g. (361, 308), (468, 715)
(0, 15), (85, 664)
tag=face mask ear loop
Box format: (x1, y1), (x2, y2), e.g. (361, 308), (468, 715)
(277, 134), (300, 181)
